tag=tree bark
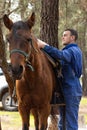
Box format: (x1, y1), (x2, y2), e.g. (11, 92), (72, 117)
(40, 0), (59, 48)
(40, 0), (59, 130)
(0, 21), (15, 95)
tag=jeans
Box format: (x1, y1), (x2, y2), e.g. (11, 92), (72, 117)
(58, 96), (81, 130)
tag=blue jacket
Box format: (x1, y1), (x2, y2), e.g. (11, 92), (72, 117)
(43, 43), (83, 96)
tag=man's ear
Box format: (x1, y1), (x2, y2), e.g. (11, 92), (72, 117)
(71, 35), (75, 41)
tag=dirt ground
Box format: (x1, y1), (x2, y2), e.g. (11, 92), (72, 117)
(0, 102), (87, 130)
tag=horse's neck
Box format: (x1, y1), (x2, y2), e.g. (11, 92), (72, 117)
(29, 38), (43, 69)
(30, 50), (42, 69)
(24, 50), (43, 86)
(26, 37), (47, 74)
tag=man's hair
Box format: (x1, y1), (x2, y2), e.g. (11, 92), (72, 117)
(64, 28), (78, 41)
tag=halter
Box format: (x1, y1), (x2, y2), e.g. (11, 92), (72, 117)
(10, 49), (29, 59)
(10, 48), (34, 71)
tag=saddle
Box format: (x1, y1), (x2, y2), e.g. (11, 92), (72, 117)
(41, 49), (65, 105)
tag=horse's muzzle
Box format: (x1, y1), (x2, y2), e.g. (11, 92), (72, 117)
(11, 65), (23, 80)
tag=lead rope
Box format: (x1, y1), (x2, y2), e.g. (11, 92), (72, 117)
(10, 80), (17, 107)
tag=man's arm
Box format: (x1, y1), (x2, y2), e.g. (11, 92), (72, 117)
(37, 39), (49, 48)
(37, 39), (71, 63)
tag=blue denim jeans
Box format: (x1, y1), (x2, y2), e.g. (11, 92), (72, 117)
(58, 96), (81, 130)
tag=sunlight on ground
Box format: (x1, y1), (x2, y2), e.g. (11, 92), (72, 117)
(80, 97), (87, 105)
(0, 111), (34, 128)
(80, 96), (87, 125)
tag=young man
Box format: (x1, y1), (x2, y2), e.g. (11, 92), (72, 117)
(37, 29), (83, 130)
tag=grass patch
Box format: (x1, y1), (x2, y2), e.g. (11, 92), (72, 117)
(0, 111), (21, 127)
(80, 96), (87, 125)
(80, 96), (87, 106)
(0, 111), (34, 128)
(84, 115), (87, 124)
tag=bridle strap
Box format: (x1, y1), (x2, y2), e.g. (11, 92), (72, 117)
(10, 49), (29, 59)
(10, 48), (34, 71)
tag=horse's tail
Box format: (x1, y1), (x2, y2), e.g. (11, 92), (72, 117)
(50, 105), (59, 123)
(47, 106), (59, 130)
(50, 105), (66, 130)
(51, 105), (59, 115)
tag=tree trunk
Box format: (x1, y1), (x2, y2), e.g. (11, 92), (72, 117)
(40, 0), (59, 48)
(19, 0), (28, 19)
(78, 20), (87, 96)
(82, 21), (87, 96)
(82, 53), (87, 96)
(0, 21), (15, 95)
(40, 0), (59, 130)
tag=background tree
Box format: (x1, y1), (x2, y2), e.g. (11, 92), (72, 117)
(59, 0), (87, 95)
(79, 0), (87, 95)
(0, 0), (15, 96)
(40, 0), (59, 48)
(40, 0), (59, 129)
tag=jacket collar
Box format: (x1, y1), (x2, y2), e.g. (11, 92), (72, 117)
(63, 43), (77, 50)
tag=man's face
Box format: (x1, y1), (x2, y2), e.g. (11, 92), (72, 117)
(62, 30), (75, 46)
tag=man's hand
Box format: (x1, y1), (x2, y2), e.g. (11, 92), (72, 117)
(37, 39), (49, 48)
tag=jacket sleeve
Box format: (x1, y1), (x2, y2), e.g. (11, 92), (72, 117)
(43, 45), (72, 63)
(43, 45), (82, 78)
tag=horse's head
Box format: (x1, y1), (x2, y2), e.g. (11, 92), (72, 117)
(3, 13), (37, 79)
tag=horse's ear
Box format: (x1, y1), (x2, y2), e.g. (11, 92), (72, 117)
(3, 14), (13, 30)
(27, 12), (35, 28)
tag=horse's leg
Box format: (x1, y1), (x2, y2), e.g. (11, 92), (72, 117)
(31, 108), (39, 130)
(39, 104), (51, 130)
(18, 104), (30, 130)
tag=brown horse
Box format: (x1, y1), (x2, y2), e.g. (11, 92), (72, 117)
(3, 13), (58, 130)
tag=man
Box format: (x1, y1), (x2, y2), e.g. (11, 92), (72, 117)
(37, 29), (83, 130)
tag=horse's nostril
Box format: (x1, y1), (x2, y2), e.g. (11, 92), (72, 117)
(19, 65), (23, 74)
